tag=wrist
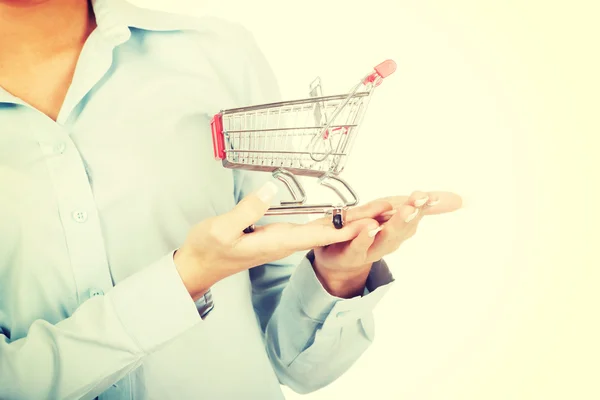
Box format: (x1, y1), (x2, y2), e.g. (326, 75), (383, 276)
(173, 248), (212, 302)
(312, 258), (372, 299)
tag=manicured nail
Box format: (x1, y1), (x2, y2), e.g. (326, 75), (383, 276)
(414, 196), (429, 207)
(380, 209), (397, 217)
(426, 198), (440, 207)
(404, 208), (419, 223)
(368, 226), (384, 237)
(256, 181), (278, 203)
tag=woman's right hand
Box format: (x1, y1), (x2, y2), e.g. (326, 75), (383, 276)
(173, 181), (393, 300)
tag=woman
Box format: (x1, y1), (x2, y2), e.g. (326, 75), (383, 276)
(0, 0), (462, 398)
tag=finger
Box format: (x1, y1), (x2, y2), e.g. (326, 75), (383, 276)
(374, 195), (409, 209)
(297, 217), (377, 250)
(303, 199), (394, 228)
(345, 199), (394, 223)
(248, 217), (376, 253)
(376, 192), (464, 222)
(367, 204), (422, 257)
(395, 203), (422, 225)
(380, 203), (422, 238)
(344, 221), (381, 260)
(218, 181), (279, 236)
(375, 199), (421, 224)
(376, 190), (427, 224)
(371, 194), (424, 222)
(342, 193), (429, 224)
(421, 191), (463, 215)
(407, 191), (430, 208)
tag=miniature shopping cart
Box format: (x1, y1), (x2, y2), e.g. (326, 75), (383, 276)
(211, 59), (397, 232)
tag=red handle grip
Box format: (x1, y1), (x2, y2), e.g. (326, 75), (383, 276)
(374, 59), (397, 79)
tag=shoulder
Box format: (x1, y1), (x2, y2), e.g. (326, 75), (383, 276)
(115, 1), (280, 105)
(117, 2), (257, 59)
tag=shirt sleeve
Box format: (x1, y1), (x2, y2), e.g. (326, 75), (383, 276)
(232, 25), (396, 393)
(236, 167), (395, 394)
(263, 252), (394, 394)
(0, 252), (202, 400)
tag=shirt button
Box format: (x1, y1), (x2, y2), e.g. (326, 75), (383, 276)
(72, 210), (88, 223)
(89, 288), (104, 298)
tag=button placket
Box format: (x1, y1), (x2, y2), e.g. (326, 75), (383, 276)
(38, 128), (113, 304)
(28, 41), (117, 302)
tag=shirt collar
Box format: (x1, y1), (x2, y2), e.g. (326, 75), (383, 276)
(0, 0), (198, 104)
(90, 0), (132, 46)
(94, 0), (204, 33)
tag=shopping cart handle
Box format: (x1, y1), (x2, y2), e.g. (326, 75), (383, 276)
(374, 59), (397, 79)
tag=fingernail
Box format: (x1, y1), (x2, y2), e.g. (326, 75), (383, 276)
(368, 226), (384, 237)
(414, 196), (429, 207)
(404, 208), (419, 223)
(426, 198), (440, 207)
(256, 181), (278, 203)
(380, 209), (397, 217)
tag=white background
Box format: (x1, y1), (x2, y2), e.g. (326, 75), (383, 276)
(130, 1), (598, 399)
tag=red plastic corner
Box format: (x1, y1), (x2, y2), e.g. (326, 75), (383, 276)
(210, 113), (225, 160)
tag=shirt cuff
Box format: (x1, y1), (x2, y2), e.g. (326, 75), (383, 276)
(288, 251), (395, 324)
(106, 251), (202, 354)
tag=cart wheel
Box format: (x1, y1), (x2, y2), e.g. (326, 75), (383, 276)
(243, 225), (255, 234)
(332, 213), (344, 229)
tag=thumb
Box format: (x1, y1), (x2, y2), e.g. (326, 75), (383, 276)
(221, 181), (279, 234)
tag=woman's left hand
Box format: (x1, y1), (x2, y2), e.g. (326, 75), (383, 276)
(312, 191), (463, 297)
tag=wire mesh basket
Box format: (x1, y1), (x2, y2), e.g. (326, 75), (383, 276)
(211, 59), (397, 231)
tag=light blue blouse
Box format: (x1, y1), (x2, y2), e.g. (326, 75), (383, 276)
(0, 0), (394, 398)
